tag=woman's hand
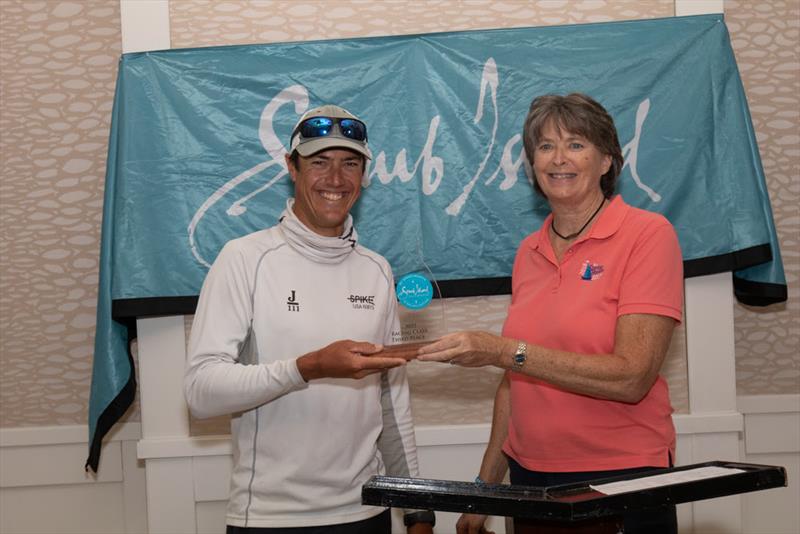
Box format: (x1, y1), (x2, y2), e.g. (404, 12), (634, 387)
(417, 331), (515, 368)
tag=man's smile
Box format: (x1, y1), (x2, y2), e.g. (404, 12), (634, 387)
(319, 191), (346, 201)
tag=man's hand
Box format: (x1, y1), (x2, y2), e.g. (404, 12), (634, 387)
(407, 522), (434, 534)
(456, 513), (493, 534)
(296, 340), (406, 381)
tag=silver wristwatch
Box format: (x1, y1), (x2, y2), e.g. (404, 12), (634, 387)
(512, 341), (527, 372)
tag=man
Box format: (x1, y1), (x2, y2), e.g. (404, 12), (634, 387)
(185, 105), (434, 533)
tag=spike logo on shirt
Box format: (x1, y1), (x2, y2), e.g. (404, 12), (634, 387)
(347, 294), (375, 310)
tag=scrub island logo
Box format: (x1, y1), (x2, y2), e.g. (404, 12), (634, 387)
(396, 274), (434, 310)
(188, 58), (660, 269)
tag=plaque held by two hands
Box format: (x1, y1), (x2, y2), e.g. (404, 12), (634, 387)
(384, 266), (448, 359)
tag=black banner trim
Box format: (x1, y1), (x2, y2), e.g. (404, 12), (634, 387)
(85, 324), (137, 473)
(111, 243), (785, 319)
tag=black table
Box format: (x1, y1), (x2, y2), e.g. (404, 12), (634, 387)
(362, 461), (787, 533)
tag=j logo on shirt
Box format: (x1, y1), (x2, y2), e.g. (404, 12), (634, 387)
(287, 290), (300, 312)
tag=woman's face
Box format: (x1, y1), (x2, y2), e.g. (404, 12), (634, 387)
(532, 121), (611, 205)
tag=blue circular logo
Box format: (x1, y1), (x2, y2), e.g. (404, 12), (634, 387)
(396, 273), (434, 310)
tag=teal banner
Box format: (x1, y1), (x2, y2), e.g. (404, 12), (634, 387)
(87, 15), (786, 469)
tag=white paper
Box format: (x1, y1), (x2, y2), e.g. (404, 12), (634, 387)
(590, 466), (746, 496)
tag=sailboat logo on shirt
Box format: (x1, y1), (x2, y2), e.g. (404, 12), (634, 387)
(579, 261), (604, 281)
(287, 290), (300, 312)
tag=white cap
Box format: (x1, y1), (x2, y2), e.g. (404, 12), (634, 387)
(289, 104), (371, 159)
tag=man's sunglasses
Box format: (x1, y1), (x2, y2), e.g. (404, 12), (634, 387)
(294, 117), (368, 142)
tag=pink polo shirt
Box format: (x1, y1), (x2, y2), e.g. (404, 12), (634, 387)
(502, 195), (683, 472)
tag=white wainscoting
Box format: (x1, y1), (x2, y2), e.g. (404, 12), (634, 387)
(738, 395), (800, 534)
(1, 396), (798, 534)
(0, 423), (146, 534)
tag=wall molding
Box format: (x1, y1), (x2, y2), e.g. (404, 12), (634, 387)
(136, 413), (745, 459)
(738, 394), (800, 414)
(3, 395), (796, 451)
(0, 422), (141, 447)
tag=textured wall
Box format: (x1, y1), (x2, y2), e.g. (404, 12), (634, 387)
(0, 0), (796, 430)
(168, 0), (673, 45)
(727, 0), (800, 395)
(0, 0), (120, 427)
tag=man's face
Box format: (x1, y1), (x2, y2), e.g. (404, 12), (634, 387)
(286, 148), (365, 237)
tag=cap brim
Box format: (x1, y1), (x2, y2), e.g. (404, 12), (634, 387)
(294, 137), (371, 160)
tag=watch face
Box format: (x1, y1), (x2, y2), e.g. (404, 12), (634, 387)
(513, 343), (526, 370)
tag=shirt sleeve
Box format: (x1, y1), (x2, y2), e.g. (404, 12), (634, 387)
(618, 217), (684, 322)
(184, 241), (306, 419)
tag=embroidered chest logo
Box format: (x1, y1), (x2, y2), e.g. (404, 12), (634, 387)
(579, 260), (604, 281)
(347, 294), (375, 310)
(287, 290), (300, 312)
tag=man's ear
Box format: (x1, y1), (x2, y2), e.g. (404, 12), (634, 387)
(285, 153), (298, 183)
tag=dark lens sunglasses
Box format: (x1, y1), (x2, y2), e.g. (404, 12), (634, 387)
(295, 116), (368, 142)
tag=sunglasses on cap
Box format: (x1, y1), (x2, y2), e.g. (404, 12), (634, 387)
(293, 116), (368, 142)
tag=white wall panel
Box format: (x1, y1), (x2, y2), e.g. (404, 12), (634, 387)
(0, 442), (122, 488)
(741, 452), (800, 534)
(193, 454), (233, 502)
(122, 439), (148, 534)
(0, 425), (144, 534)
(0, 483), (126, 534)
(120, 0), (170, 53)
(196, 500), (228, 534)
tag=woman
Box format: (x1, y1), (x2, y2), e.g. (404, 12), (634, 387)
(418, 94), (683, 534)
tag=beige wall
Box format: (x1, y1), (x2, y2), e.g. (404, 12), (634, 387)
(168, 0), (672, 44)
(0, 0), (797, 430)
(727, 0), (800, 395)
(1, 0), (121, 427)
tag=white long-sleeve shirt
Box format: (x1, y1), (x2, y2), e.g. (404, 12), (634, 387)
(184, 222), (419, 528)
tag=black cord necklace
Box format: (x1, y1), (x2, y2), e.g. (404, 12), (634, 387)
(551, 198), (605, 241)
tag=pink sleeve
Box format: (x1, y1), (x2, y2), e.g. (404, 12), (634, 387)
(618, 219), (684, 323)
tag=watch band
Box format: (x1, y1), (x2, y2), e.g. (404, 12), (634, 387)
(403, 510), (436, 527)
(512, 340), (527, 372)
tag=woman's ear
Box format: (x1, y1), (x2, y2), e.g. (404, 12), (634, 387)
(602, 154), (612, 175)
